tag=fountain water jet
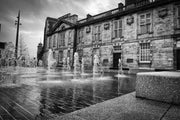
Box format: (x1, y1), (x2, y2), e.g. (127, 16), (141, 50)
(67, 57), (71, 70)
(47, 49), (56, 70)
(115, 59), (128, 78)
(73, 52), (80, 76)
(93, 55), (99, 75)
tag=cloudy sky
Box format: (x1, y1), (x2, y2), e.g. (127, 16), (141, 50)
(0, 0), (124, 58)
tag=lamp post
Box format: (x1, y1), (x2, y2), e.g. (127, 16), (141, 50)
(15, 10), (22, 60)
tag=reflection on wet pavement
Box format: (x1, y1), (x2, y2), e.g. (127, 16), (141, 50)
(0, 67), (136, 120)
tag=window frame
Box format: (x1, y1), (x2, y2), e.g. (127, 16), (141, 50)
(113, 19), (123, 39)
(68, 31), (72, 45)
(77, 29), (84, 44)
(59, 32), (65, 46)
(177, 5), (180, 28)
(53, 35), (56, 47)
(139, 42), (151, 63)
(49, 36), (52, 48)
(139, 12), (152, 34)
(93, 25), (101, 42)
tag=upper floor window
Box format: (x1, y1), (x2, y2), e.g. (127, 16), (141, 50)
(47, 38), (49, 49)
(53, 35), (56, 47)
(113, 20), (122, 38)
(176, 5), (180, 28)
(0, 50), (2, 58)
(59, 32), (65, 46)
(139, 42), (150, 63)
(94, 25), (101, 42)
(68, 31), (72, 45)
(77, 29), (84, 44)
(139, 13), (152, 34)
(49, 36), (52, 48)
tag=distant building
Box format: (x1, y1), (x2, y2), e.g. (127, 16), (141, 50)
(37, 42), (43, 66)
(0, 42), (15, 66)
(42, 0), (180, 70)
(0, 42), (6, 59)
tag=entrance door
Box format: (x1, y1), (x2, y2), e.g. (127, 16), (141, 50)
(177, 49), (180, 70)
(113, 53), (121, 69)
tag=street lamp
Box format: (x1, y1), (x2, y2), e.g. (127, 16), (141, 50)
(15, 10), (22, 60)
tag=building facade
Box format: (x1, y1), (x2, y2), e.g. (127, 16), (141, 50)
(43, 0), (180, 70)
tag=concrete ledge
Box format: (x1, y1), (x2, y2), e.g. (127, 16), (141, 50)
(136, 72), (180, 105)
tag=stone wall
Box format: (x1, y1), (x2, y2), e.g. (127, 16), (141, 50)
(151, 38), (174, 69)
(102, 21), (112, 43)
(122, 42), (139, 68)
(153, 4), (174, 37)
(100, 45), (113, 67)
(124, 14), (137, 40)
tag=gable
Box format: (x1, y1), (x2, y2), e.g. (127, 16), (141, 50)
(55, 23), (70, 32)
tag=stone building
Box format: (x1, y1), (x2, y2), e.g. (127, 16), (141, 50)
(43, 0), (180, 70)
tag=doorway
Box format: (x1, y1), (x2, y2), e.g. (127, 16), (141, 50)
(113, 53), (121, 69)
(177, 49), (180, 70)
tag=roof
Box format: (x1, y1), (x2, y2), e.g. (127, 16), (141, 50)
(47, 0), (178, 35)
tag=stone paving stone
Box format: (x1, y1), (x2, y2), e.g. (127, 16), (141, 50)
(107, 111), (159, 120)
(53, 92), (171, 120)
(51, 114), (86, 120)
(162, 105), (180, 120)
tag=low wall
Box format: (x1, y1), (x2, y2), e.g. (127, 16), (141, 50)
(136, 72), (180, 105)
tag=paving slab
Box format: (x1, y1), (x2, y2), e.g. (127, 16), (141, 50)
(50, 92), (172, 120)
(162, 105), (180, 120)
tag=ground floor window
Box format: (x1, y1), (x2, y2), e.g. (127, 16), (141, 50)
(139, 42), (150, 62)
(58, 51), (63, 62)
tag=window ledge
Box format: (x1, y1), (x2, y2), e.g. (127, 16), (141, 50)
(138, 32), (153, 35)
(139, 61), (151, 64)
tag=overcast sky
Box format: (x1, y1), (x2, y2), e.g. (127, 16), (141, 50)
(0, 0), (124, 58)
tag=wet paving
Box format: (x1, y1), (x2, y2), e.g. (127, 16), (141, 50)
(0, 67), (136, 120)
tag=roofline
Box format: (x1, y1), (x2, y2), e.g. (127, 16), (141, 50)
(47, 0), (178, 35)
(77, 0), (178, 27)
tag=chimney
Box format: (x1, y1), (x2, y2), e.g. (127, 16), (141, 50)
(118, 3), (124, 11)
(87, 14), (92, 19)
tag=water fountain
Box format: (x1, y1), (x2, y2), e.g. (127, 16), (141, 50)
(67, 57), (71, 71)
(73, 52), (80, 76)
(47, 49), (56, 70)
(115, 58), (128, 78)
(93, 55), (99, 75)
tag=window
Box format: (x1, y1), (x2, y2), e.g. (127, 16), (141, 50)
(113, 20), (122, 38)
(49, 36), (52, 48)
(77, 29), (83, 44)
(53, 35), (56, 47)
(0, 50), (1, 58)
(58, 51), (63, 62)
(59, 32), (65, 46)
(94, 25), (101, 42)
(53, 52), (56, 59)
(68, 31), (72, 45)
(47, 38), (49, 49)
(139, 43), (150, 62)
(139, 13), (151, 34)
(177, 6), (180, 28)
